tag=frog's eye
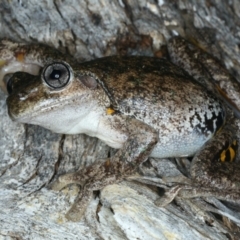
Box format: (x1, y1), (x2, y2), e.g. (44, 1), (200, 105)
(43, 62), (71, 89)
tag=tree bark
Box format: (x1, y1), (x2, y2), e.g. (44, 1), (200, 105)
(1, 1), (240, 239)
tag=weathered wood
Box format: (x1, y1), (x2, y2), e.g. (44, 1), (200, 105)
(1, 0), (240, 239)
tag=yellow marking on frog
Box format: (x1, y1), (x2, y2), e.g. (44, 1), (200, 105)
(0, 59), (6, 67)
(106, 107), (115, 115)
(220, 140), (237, 162)
(15, 51), (25, 62)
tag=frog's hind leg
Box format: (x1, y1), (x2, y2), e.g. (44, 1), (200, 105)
(190, 117), (240, 203)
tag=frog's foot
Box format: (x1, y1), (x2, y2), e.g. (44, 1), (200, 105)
(49, 172), (90, 221)
(49, 159), (130, 221)
(50, 163), (109, 221)
(50, 158), (108, 191)
(127, 175), (189, 206)
(155, 185), (182, 207)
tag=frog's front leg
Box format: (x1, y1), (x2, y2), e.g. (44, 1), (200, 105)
(51, 117), (158, 221)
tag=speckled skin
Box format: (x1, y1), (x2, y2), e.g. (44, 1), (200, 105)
(168, 37), (240, 118)
(6, 56), (225, 158)
(1, 37), (240, 221)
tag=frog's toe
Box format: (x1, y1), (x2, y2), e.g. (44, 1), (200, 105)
(65, 189), (93, 222)
(50, 178), (67, 191)
(155, 185), (182, 207)
(50, 172), (85, 191)
(66, 207), (85, 222)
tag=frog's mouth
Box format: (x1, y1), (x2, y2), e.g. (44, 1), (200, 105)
(7, 92), (96, 135)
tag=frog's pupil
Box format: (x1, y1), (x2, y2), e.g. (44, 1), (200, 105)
(50, 70), (61, 80)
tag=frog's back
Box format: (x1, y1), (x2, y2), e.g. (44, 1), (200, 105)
(80, 56), (225, 157)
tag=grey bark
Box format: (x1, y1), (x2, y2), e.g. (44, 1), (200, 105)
(1, 0), (240, 239)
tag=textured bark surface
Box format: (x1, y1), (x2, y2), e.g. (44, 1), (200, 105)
(1, 1), (240, 239)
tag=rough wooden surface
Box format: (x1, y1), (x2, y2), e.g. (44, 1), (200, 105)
(1, 1), (240, 239)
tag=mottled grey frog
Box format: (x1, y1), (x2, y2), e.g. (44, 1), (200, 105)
(1, 36), (240, 221)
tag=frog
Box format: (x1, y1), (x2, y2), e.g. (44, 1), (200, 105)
(1, 36), (240, 222)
